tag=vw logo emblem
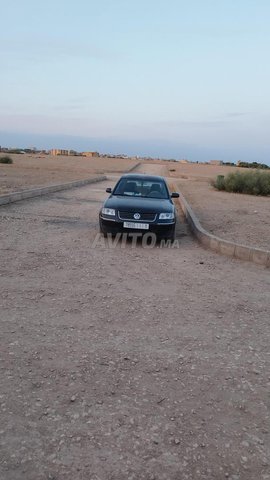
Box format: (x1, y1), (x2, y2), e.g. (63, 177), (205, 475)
(133, 213), (141, 220)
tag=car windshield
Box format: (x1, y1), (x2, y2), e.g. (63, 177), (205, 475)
(114, 179), (169, 199)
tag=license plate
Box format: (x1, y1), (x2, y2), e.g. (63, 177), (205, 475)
(123, 222), (149, 230)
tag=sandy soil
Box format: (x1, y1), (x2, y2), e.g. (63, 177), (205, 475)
(1, 156), (269, 251)
(0, 154), (139, 195)
(1, 178), (270, 480)
(168, 164), (270, 251)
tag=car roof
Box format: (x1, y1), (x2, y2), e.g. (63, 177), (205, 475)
(120, 173), (166, 182)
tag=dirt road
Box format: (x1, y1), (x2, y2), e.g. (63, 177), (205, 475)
(0, 174), (270, 480)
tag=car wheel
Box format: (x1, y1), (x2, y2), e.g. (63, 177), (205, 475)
(99, 220), (108, 238)
(168, 227), (176, 242)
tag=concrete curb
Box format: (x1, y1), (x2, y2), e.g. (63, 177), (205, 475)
(0, 175), (107, 206)
(171, 183), (270, 267)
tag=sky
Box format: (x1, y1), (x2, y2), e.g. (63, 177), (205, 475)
(1, 0), (270, 162)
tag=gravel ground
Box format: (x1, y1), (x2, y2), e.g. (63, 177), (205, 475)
(0, 176), (270, 480)
(1, 157), (269, 251)
(168, 165), (270, 251)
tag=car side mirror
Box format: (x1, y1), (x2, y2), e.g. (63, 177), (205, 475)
(106, 188), (112, 193)
(171, 192), (179, 198)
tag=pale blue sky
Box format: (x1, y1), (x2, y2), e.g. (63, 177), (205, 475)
(1, 0), (270, 162)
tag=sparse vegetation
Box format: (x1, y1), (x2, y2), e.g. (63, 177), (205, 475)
(0, 156), (13, 164)
(223, 162), (236, 167)
(212, 171), (270, 196)
(237, 161), (270, 169)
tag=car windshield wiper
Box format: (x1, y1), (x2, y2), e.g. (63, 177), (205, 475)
(115, 193), (143, 197)
(114, 193), (168, 199)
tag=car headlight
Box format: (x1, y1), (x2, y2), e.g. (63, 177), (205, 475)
(102, 208), (116, 216)
(159, 212), (174, 220)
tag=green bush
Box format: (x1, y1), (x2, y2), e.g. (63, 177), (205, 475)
(213, 171), (270, 196)
(213, 175), (225, 190)
(0, 155), (13, 164)
(238, 161), (270, 169)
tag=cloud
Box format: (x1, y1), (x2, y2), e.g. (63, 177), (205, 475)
(226, 112), (252, 118)
(52, 96), (92, 112)
(53, 104), (87, 112)
(0, 36), (121, 63)
(150, 112), (253, 129)
(175, 25), (263, 39)
(150, 119), (228, 128)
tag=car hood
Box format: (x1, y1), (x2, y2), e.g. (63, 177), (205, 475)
(103, 195), (174, 213)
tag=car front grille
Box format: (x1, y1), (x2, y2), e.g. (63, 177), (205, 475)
(118, 211), (157, 222)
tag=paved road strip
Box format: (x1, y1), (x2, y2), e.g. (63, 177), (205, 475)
(0, 175), (107, 206)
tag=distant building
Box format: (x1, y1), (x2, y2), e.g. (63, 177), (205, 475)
(179, 159), (189, 164)
(82, 151), (100, 157)
(209, 160), (223, 166)
(51, 149), (69, 156)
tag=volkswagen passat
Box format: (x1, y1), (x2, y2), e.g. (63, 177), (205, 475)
(99, 174), (179, 240)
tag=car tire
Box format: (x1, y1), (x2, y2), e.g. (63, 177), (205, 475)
(168, 227), (176, 242)
(99, 220), (108, 238)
